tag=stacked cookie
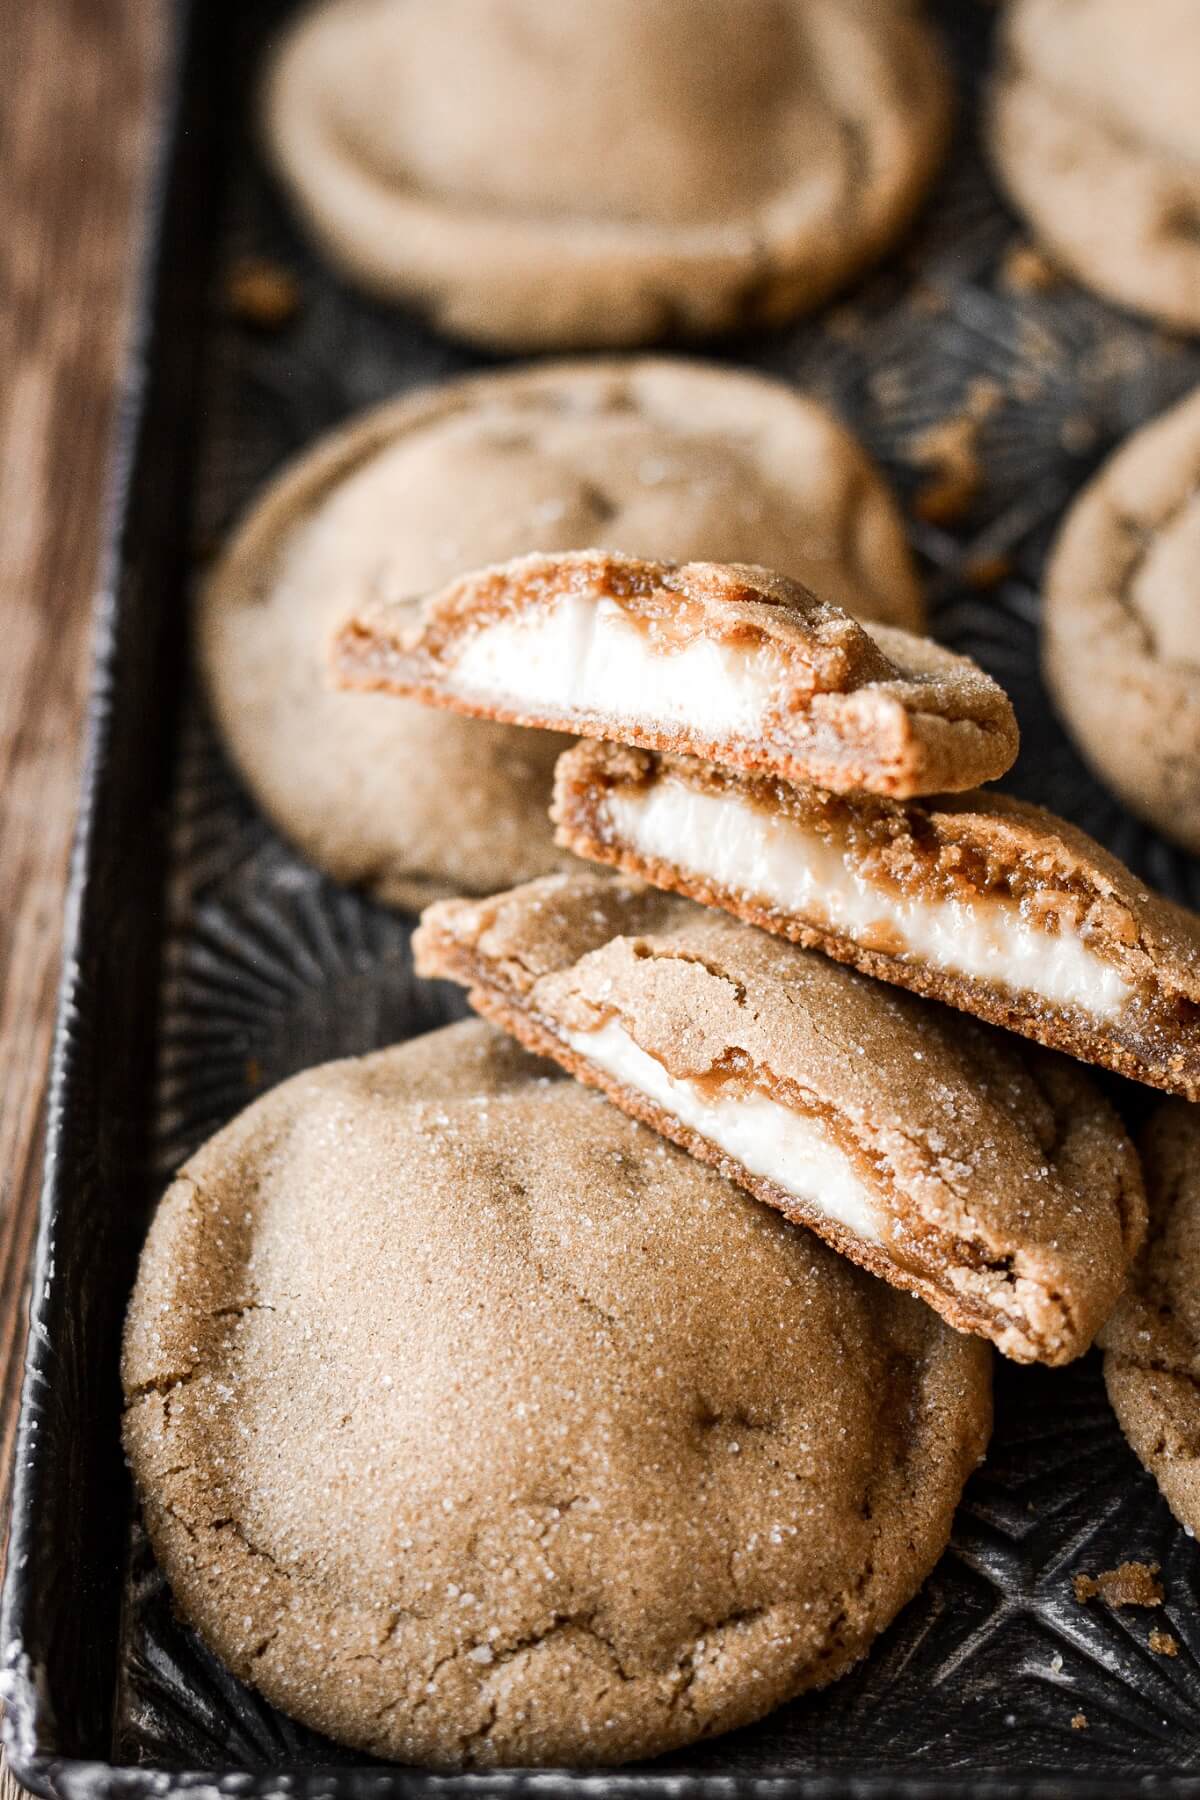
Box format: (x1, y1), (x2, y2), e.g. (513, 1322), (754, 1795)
(334, 546), (1178, 1366)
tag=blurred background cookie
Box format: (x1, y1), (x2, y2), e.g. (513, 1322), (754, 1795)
(123, 1019), (990, 1768)
(200, 359), (923, 910)
(262, 0), (951, 349)
(1043, 386), (1200, 854)
(989, 0), (1200, 334)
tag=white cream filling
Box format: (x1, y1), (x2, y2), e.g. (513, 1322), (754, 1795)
(563, 1017), (882, 1244)
(450, 593), (783, 736)
(607, 781), (1134, 1021)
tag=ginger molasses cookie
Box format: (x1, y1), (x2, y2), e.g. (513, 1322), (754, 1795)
(262, 0), (951, 350)
(335, 551), (1016, 799)
(989, 0), (1200, 333)
(1043, 387), (1200, 854)
(552, 742), (1200, 1099)
(202, 360), (923, 911)
(122, 1019), (990, 1768)
(415, 880), (1146, 1366)
(1103, 1102), (1200, 1535)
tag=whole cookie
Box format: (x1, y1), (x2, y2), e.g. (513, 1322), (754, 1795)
(262, 0), (951, 349)
(201, 359), (923, 909)
(1043, 387), (1200, 853)
(1102, 1103), (1200, 1535)
(989, 0), (1200, 332)
(122, 1019), (990, 1769)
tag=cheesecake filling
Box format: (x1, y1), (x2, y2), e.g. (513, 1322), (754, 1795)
(450, 592), (786, 736)
(562, 1016), (883, 1244)
(604, 779), (1135, 1021)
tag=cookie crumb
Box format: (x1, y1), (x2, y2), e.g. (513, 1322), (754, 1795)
(1071, 1713), (1088, 1731)
(962, 552), (1013, 590)
(1149, 1628), (1179, 1657)
(1002, 241), (1061, 295)
(909, 379), (1002, 525)
(1073, 1561), (1164, 1608)
(225, 257), (302, 329)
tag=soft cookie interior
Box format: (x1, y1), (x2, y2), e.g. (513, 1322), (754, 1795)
(553, 742), (1200, 1099)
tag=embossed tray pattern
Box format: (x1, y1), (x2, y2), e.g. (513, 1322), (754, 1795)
(5, 1), (1200, 1795)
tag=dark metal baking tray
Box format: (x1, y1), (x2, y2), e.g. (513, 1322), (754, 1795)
(5, 1), (1200, 1794)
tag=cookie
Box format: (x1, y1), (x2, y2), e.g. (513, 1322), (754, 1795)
(202, 360), (924, 911)
(415, 879), (1146, 1365)
(1043, 386), (1200, 854)
(988, 0), (1200, 333)
(552, 742), (1200, 1100)
(262, 0), (951, 350)
(122, 1018), (990, 1768)
(1102, 1102), (1200, 1535)
(335, 551), (1016, 800)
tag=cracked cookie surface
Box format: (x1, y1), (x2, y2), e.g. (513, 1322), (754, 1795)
(263, 0), (951, 349)
(122, 1019), (989, 1767)
(1043, 386), (1200, 854)
(416, 879), (1146, 1365)
(1102, 1102), (1200, 1536)
(201, 360), (923, 911)
(988, 0), (1200, 332)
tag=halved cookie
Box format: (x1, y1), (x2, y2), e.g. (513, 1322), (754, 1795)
(334, 551), (1017, 798)
(263, 0), (951, 349)
(414, 877), (1146, 1365)
(1043, 385), (1200, 855)
(1102, 1102), (1200, 1535)
(123, 1019), (990, 1767)
(202, 360), (923, 911)
(552, 742), (1200, 1100)
(988, 0), (1200, 334)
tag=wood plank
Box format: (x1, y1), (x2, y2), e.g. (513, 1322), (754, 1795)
(0, 0), (163, 1779)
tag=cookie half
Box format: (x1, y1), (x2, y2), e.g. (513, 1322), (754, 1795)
(552, 742), (1200, 1100)
(989, 0), (1200, 333)
(1044, 386), (1200, 855)
(1102, 1102), (1200, 1535)
(202, 359), (923, 910)
(415, 880), (1146, 1365)
(122, 1018), (990, 1768)
(335, 551), (1016, 799)
(263, 0), (951, 349)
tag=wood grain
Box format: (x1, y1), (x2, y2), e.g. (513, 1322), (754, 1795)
(0, 1), (163, 1786)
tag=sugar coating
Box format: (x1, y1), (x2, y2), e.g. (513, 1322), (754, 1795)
(122, 1020), (989, 1768)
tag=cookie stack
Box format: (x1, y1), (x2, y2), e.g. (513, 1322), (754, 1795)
(121, 0), (1200, 1775)
(336, 546), (1177, 1367)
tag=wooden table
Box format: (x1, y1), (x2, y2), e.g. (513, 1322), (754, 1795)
(0, 0), (163, 1788)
